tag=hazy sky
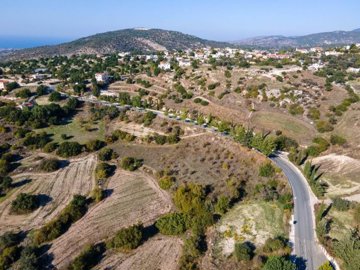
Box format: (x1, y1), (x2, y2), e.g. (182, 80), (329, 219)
(1, 0), (359, 43)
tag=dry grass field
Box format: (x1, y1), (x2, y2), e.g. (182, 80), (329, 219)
(47, 168), (173, 269)
(0, 154), (96, 233)
(96, 236), (182, 270)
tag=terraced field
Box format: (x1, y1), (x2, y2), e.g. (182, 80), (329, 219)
(96, 236), (182, 270)
(0, 155), (96, 233)
(47, 169), (173, 269)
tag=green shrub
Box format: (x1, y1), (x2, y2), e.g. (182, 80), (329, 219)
(98, 148), (116, 161)
(234, 242), (253, 261)
(95, 162), (114, 180)
(108, 224), (143, 251)
(0, 176), (12, 194)
(354, 204), (360, 223)
(274, 135), (298, 151)
(307, 107), (321, 120)
(33, 195), (87, 244)
(91, 187), (104, 203)
(288, 104), (304, 115)
(262, 256), (296, 270)
(120, 157), (143, 171)
(316, 120), (334, 133)
(263, 237), (289, 254)
(69, 244), (104, 270)
(15, 88), (32, 99)
(43, 142), (58, 153)
(332, 197), (350, 211)
(85, 139), (106, 152)
(259, 162), (276, 177)
(214, 195), (230, 214)
(10, 193), (39, 214)
(330, 134), (347, 146)
(17, 246), (40, 270)
(56, 141), (82, 157)
(143, 111), (157, 126)
(318, 261), (334, 270)
(111, 130), (136, 142)
(49, 91), (62, 102)
(39, 158), (61, 172)
(155, 213), (187, 235)
(158, 175), (175, 190)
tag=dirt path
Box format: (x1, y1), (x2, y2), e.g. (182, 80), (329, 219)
(96, 236), (182, 270)
(0, 155), (96, 233)
(47, 169), (173, 269)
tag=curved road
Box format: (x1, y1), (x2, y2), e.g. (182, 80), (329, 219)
(271, 153), (327, 270)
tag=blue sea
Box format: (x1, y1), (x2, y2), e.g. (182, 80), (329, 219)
(0, 36), (72, 49)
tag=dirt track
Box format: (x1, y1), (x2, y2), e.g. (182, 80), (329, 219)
(47, 169), (173, 269)
(0, 155), (96, 233)
(96, 236), (182, 270)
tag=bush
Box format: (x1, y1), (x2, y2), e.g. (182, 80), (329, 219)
(234, 242), (253, 261)
(85, 139), (106, 152)
(69, 244), (104, 270)
(108, 224), (143, 251)
(56, 141), (82, 157)
(120, 157), (143, 171)
(318, 261), (334, 270)
(15, 88), (32, 99)
(36, 85), (49, 96)
(43, 142), (58, 153)
(274, 135), (298, 151)
(214, 195), (230, 214)
(98, 148), (116, 161)
(111, 130), (136, 142)
(48, 91), (62, 102)
(143, 111), (157, 126)
(155, 213), (187, 235)
(5, 82), (20, 92)
(262, 256), (296, 270)
(332, 197), (350, 211)
(33, 195), (87, 244)
(0, 232), (21, 270)
(39, 158), (61, 172)
(10, 193), (39, 214)
(158, 175), (175, 190)
(17, 246), (40, 270)
(95, 162), (114, 180)
(288, 104), (304, 115)
(330, 134), (347, 146)
(263, 237), (289, 254)
(91, 187), (104, 203)
(354, 204), (360, 223)
(259, 162), (276, 177)
(316, 120), (334, 133)
(0, 176), (12, 194)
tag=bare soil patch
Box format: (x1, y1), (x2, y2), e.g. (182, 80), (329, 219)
(0, 154), (96, 233)
(96, 236), (182, 270)
(47, 169), (173, 269)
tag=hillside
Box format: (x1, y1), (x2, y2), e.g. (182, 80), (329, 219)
(234, 28), (360, 48)
(0, 28), (232, 61)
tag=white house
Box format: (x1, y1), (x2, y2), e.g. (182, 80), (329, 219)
(178, 59), (191, 67)
(95, 73), (109, 83)
(347, 67), (360, 73)
(0, 80), (8, 90)
(32, 73), (46, 80)
(158, 61), (171, 70)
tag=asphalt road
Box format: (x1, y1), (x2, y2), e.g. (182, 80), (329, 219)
(271, 154), (327, 270)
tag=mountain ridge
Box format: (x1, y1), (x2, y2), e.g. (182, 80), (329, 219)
(234, 28), (360, 48)
(0, 28), (232, 61)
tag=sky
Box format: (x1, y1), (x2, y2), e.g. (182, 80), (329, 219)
(0, 0), (359, 48)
